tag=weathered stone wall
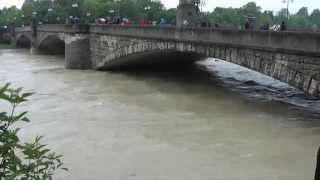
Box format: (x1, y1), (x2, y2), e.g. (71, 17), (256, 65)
(90, 25), (320, 56)
(65, 34), (91, 69)
(90, 33), (319, 96)
(224, 47), (320, 97)
(90, 34), (205, 69)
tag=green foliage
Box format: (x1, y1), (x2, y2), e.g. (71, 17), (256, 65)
(0, 6), (22, 26)
(0, 0), (173, 26)
(0, 83), (67, 179)
(0, 0), (319, 29)
(207, 2), (320, 29)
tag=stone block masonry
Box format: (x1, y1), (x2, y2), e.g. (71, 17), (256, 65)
(11, 24), (320, 97)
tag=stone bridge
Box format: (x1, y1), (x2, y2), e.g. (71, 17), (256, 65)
(2, 24), (320, 97)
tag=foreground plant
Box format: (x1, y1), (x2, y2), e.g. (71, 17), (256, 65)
(0, 83), (67, 179)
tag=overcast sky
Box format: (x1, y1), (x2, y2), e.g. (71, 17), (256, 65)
(0, 0), (319, 13)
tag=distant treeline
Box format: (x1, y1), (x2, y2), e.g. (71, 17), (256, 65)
(207, 2), (320, 29)
(0, 0), (319, 28)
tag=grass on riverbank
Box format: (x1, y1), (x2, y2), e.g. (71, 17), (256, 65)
(0, 43), (15, 49)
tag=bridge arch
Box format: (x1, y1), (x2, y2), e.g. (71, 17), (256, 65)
(38, 34), (65, 55)
(97, 45), (206, 70)
(91, 36), (208, 70)
(16, 34), (31, 48)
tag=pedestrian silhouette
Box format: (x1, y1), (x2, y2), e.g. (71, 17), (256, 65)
(280, 21), (287, 31)
(245, 21), (250, 30)
(159, 18), (166, 27)
(138, 18), (145, 26)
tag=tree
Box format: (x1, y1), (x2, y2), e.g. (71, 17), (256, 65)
(1, 0), (319, 29)
(310, 9), (320, 27)
(296, 7), (308, 17)
(275, 8), (288, 23)
(208, 7), (242, 27)
(240, 2), (262, 18)
(21, 0), (36, 25)
(259, 10), (274, 25)
(161, 8), (177, 24)
(288, 7), (310, 28)
(0, 6), (22, 27)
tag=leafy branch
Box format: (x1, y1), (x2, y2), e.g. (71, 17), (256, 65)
(0, 83), (67, 180)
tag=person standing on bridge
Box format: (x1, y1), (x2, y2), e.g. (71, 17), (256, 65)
(159, 18), (166, 28)
(138, 18), (145, 26)
(280, 21), (287, 31)
(74, 17), (80, 24)
(316, 146), (320, 180)
(245, 20), (250, 30)
(183, 20), (189, 27)
(121, 17), (129, 26)
(152, 21), (157, 26)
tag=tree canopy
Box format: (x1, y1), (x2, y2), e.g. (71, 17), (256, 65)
(0, 0), (176, 26)
(0, 1), (319, 29)
(208, 2), (320, 29)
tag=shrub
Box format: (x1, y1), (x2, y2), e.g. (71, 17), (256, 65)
(0, 83), (67, 179)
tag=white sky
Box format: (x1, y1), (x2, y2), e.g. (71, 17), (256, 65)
(162, 0), (320, 13)
(0, 0), (319, 13)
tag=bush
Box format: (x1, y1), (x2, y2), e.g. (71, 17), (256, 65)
(0, 83), (67, 179)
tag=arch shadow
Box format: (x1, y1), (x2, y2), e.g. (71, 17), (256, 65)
(16, 35), (31, 48)
(1, 34), (12, 44)
(38, 35), (65, 55)
(98, 50), (206, 70)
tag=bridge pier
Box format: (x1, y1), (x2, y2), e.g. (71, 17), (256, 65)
(30, 46), (39, 55)
(65, 34), (91, 69)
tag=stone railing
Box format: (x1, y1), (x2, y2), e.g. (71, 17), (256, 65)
(90, 25), (320, 56)
(37, 24), (89, 34)
(14, 24), (320, 56)
(15, 26), (31, 32)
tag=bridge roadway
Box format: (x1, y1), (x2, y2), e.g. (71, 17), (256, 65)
(1, 24), (320, 97)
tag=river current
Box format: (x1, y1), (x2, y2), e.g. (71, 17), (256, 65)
(0, 49), (319, 180)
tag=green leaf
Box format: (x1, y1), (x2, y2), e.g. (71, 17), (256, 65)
(21, 92), (34, 99)
(0, 83), (10, 94)
(21, 117), (30, 123)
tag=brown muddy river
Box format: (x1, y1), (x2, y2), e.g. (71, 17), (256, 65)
(0, 49), (319, 180)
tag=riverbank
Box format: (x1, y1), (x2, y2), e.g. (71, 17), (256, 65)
(0, 43), (15, 49)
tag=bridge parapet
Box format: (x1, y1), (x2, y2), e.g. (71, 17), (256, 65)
(13, 24), (320, 57)
(38, 24), (89, 34)
(90, 25), (320, 56)
(90, 25), (176, 39)
(15, 26), (31, 33)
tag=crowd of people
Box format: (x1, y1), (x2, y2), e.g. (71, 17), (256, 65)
(93, 16), (170, 27)
(66, 14), (319, 33)
(244, 19), (287, 31)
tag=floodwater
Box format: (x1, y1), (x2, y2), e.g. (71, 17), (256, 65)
(0, 49), (320, 180)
